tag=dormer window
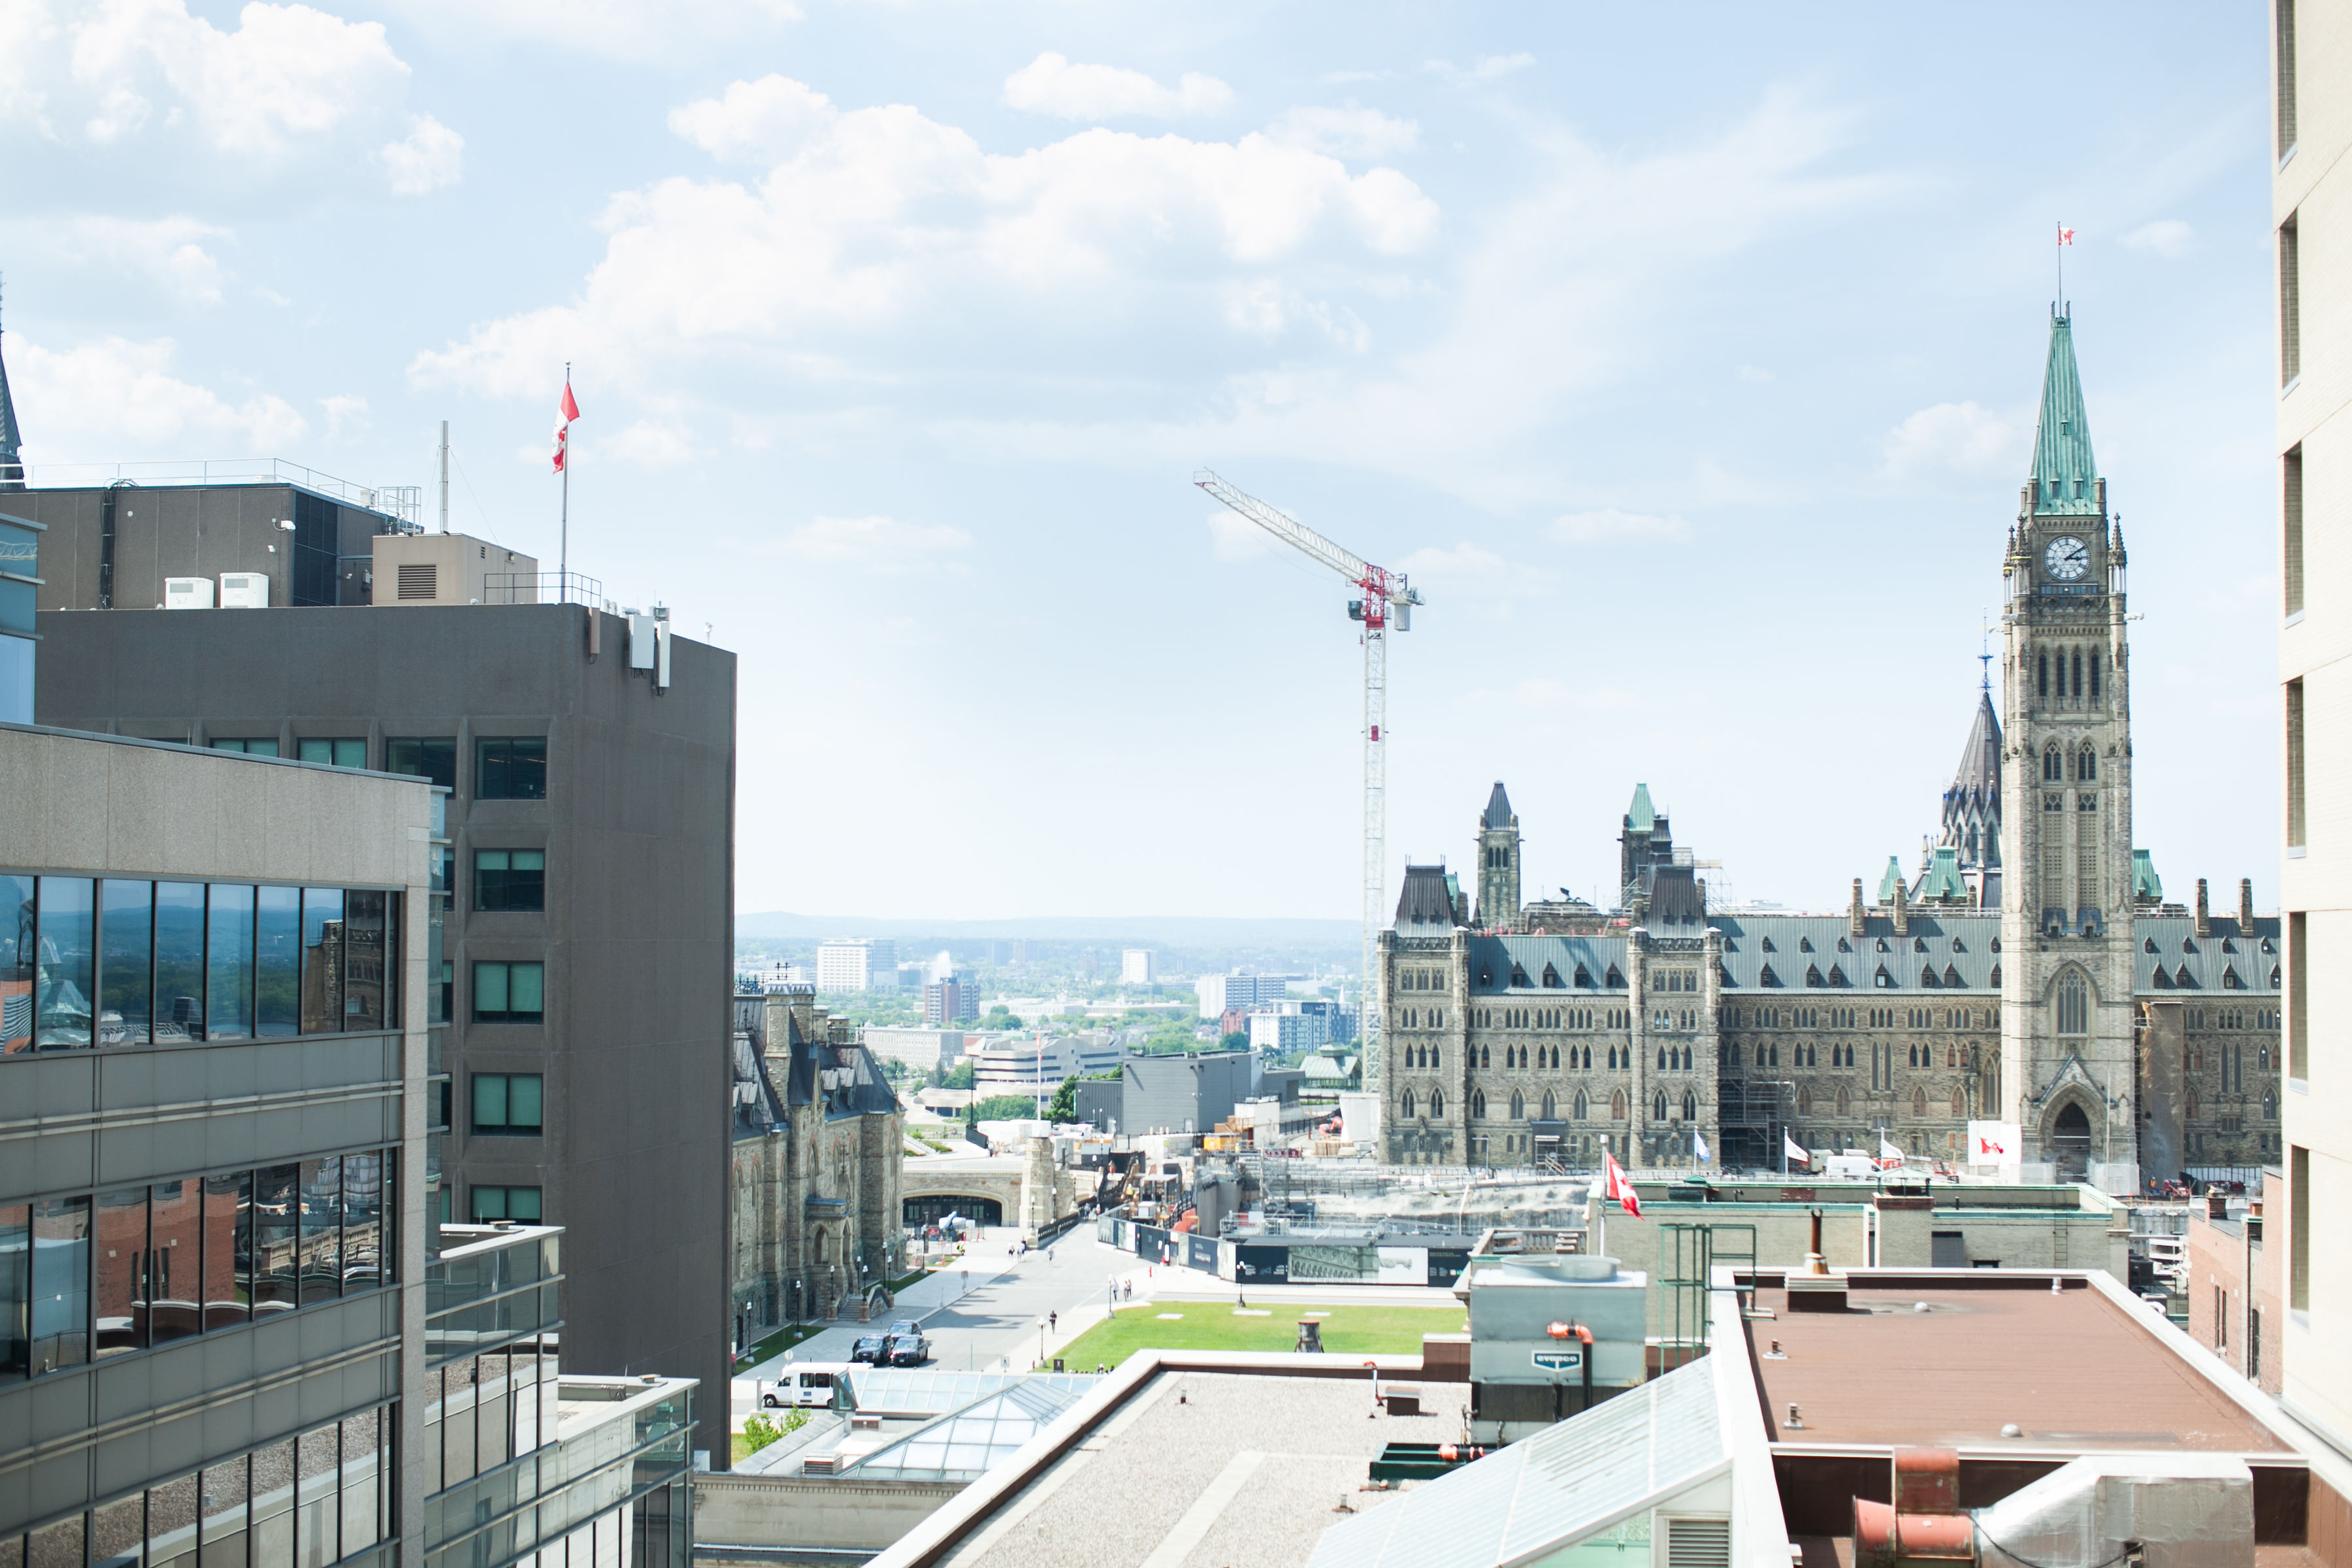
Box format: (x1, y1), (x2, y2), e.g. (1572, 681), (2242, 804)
(2146, 937), (2159, 954)
(1799, 937), (1814, 953)
(1761, 936), (1776, 953)
(1837, 938), (1852, 953)
(1991, 936), (2001, 953)
(1914, 937), (1929, 953)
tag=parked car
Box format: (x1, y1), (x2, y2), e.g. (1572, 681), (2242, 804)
(851, 1333), (889, 1365)
(885, 1331), (930, 1367)
(762, 1362), (853, 1408)
(887, 1318), (921, 1339)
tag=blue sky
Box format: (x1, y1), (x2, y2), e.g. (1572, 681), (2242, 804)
(0, 2), (2280, 923)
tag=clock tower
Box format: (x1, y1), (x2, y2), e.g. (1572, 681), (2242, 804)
(1997, 310), (2139, 1190)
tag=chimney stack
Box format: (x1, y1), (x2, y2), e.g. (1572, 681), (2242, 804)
(1851, 879), (1867, 937)
(2195, 879), (2211, 939)
(2240, 877), (2255, 936)
(1893, 877), (1910, 938)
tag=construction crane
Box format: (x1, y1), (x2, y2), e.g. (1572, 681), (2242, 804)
(1194, 468), (1422, 1092)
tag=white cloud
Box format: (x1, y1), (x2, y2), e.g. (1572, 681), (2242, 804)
(1735, 363), (1773, 384)
(379, 112), (461, 193)
(31, 0), (413, 156)
(1550, 509), (1691, 545)
(1427, 52), (1535, 86)
(1220, 281), (1369, 350)
(378, 0), (800, 60)
(1395, 540), (1547, 596)
(666, 74), (832, 163)
(319, 393), (369, 440)
(1882, 400), (2023, 482)
(1206, 509), (1272, 561)
(48, 214), (228, 304)
(1002, 52), (1232, 121)
(1267, 105), (1418, 160)
(412, 76), (1439, 397)
(607, 418), (699, 467)
(779, 514), (973, 572)
(12, 336), (307, 455)
(2121, 218), (2193, 257)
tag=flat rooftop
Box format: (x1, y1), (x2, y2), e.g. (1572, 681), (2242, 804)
(1749, 1274), (2287, 1454)
(903, 1365), (1464, 1568)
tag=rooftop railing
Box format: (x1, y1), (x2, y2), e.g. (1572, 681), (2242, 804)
(22, 459), (424, 527)
(482, 570), (615, 612)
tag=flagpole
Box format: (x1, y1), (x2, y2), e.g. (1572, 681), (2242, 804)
(560, 360), (570, 605)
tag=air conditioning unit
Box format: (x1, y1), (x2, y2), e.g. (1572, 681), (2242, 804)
(218, 572), (270, 609)
(163, 577), (214, 609)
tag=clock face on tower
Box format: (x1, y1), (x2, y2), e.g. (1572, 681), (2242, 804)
(2044, 535), (2090, 581)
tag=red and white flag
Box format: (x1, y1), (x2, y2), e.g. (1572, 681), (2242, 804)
(2057, 224), (2075, 246)
(552, 380), (581, 474)
(1603, 1151), (1641, 1218)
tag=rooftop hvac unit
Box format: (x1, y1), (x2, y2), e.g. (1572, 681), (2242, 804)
(163, 577), (214, 610)
(218, 572), (270, 609)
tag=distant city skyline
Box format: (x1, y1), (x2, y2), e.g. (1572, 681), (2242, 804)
(0, 3), (2278, 919)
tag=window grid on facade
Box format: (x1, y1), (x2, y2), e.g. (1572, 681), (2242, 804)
(472, 1072), (544, 1134)
(2284, 446), (2304, 616)
(2281, 216), (2301, 385)
(2291, 1144), (2310, 1311)
(2288, 912), (2308, 1078)
(2277, 0), (2298, 158)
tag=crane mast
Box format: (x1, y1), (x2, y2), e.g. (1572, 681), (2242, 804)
(1194, 468), (1422, 1096)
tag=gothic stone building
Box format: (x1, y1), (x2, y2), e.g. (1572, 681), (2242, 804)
(1377, 314), (2281, 1190)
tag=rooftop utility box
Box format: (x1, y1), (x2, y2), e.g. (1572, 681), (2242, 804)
(218, 572), (270, 608)
(1459, 1252), (1648, 1444)
(372, 532), (539, 607)
(163, 576), (213, 609)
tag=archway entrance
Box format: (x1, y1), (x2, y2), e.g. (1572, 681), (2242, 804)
(904, 1195), (1002, 1228)
(2050, 1102), (2092, 1182)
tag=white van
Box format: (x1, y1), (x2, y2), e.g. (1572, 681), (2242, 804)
(762, 1362), (854, 1409)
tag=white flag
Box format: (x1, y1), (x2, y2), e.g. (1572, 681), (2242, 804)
(1879, 1137), (1904, 1166)
(1693, 1130), (1711, 1164)
(1783, 1131), (1808, 1166)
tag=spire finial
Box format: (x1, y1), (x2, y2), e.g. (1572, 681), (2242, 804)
(1978, 610), (1993, 693)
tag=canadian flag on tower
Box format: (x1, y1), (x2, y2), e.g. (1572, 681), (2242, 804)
(1603, 1151), (1641, 1218)
(552, 380), (580, 474)
(2057, 224), (2075, 246)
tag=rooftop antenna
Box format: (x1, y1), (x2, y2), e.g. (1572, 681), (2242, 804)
(1978, 610), (1993, 693)
(438, 420), (450, 533)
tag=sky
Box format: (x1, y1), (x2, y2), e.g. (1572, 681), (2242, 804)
(0, 2), (2283, 924)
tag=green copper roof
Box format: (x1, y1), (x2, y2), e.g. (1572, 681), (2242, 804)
(2028, 313), (2099, 516)
(1878, 855), (1906, 904)
(2132, 848), (2163, 903)
(0, 324), (22, 490)
(1626, 783), (1656, 833)
(1917, 845), (1968, 904)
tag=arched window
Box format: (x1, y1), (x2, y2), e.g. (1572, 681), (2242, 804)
(1946, 1045), (1955, 1066)
(2072, 649), (2083, 697)
(1471, 1088), (1486, 1119)
(1912, 1086), (1927, 1118)
(2264, 1090), (2278, 1119)
(1835, 1086), (1850, 1117)
(1950, 1086), (1967, 1116)
(1797, 1086), (1814, 1115)
(1653, 1091), (1669, 1121)
(2038, 649), (2049, 696)
(1657, 1046), (1668, 1070)
(2044, 744), (2063, 781)
(1402, 1090), (1417, 1119)
(2057, 973), (2089, 1036)
(1770, 1044), (1780, 1066)
(1581, 1045), (1592, 1069)
(1571, 1089), (1586, 1120)
(1509, 1089), (1525, 1119)
(1682, 1090), (1696, 1122)
(2090, 652), (2101, 698)
(1432, 1046), (1442, 1071)
(1480, 1045), (1490, 1068)
(1610, 1090), (1627, 1122)
(1756, 1045), (1768, 1067)
(2078, 745), (2097, 782)
(1907, 1044), (1918, 1068)
(1430, 1090), (1445, 1119)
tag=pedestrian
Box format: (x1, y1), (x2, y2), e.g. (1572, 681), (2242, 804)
(1049, 1311), (1058, 1332)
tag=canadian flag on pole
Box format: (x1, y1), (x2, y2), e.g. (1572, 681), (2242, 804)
(552, 380), (580, 474)
(1603, 1151), (1641, 1218)
(2057, 224), (2075, 246)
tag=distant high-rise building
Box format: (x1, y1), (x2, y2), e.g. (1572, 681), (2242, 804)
(924, 974), (977, 1026)
(2272, 0), (2352, 1456)
(1195, 971), (1296, 1019)
(817, 938), (895, 992)
(988, 939), (1014, 965)
(1121, 949), (1156, 985)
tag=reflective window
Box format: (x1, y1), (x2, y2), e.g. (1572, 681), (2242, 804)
(154, 883), (206, 1041)
(204, 1171), (252, 1331)
(476, 736), (547, 800)
(31, 1196), (91, 1375)
(0, 1201), (25, 1381)
(301, 889), (344, 1035)
(2, 874), (30, 1053)
(149, 1178), (202, 1346)
(210, 738), (282, 758)
(473, 1072), (544, 1134)
(342, 892), (389, 1031)
(469, 1185), (542, 1223)
(472, 962), (544, 1024)
(300, 1158), (341, 1307)
(253, 1164), (299, 1312)
(100, 880), (152, 1045)
(206, 885), (255, 1040)
(341, 1152), (384, 1296)
(384, 737), (456, 792)
(95, 1186), (147, 1358)
(36, 877), (95, 1049)
(474, 849), (546, 913)
(257, 887), (301, 1037)
(295, 738), (367, 769)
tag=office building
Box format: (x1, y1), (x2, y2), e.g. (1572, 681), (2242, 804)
(1247, 1005), (1331, 1057)
(1119, 949), (1154, 986)
(816, 939), (894, 994)
(23, 476), (738, 1456)
(1192, 972), (1294, 1021)
(964, 1033), (1125, 1096)
(922, 974), (975, 1027)
(0, 719), (431, 1567)
(2272, 0), (2352, 1458)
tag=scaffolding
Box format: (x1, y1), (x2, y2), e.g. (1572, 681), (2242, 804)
(1656, 1222), (1755, 1371)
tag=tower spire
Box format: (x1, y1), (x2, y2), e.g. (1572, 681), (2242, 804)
(0, 272), (22, 491)
(2028, 311), (2099, 515)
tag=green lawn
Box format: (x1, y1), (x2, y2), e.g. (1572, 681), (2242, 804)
(732, 1321), (828, 1374)
(1052, 1302), (1466, 1372)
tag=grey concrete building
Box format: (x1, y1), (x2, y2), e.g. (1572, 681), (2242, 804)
(0, 721), (432, 1568)
(22, 497), (738, 1451)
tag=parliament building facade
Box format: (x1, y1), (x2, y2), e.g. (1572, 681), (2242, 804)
(1376, 314), (2281, 1191)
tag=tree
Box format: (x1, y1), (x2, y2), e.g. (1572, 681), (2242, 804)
(1219, 1031), (1250, 1052)
(942, 1060), (975, 1090)
(971, 1093), (1051, 1121)
(1046, 1075), (1080, 1122)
